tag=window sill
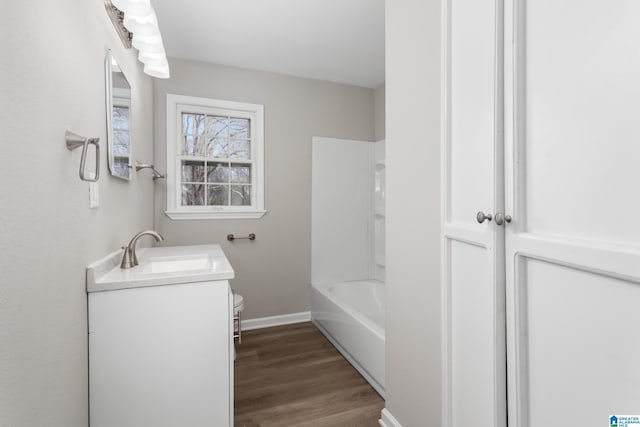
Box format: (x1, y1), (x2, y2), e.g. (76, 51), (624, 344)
(165, 210), (267, 220)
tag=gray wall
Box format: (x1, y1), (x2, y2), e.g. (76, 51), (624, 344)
(153, 58), (375, 320)
(374, 83), (386, 141)
(385, 0), (442, 425)
(0, 1), (155, 426)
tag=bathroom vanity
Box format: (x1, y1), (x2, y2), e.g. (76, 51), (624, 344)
(86, 244), (234, 427)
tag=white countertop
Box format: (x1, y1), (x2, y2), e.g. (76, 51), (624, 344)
(87, 244), (235, 292)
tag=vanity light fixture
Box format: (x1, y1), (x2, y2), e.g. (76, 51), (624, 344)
(104, 0), (170, 78)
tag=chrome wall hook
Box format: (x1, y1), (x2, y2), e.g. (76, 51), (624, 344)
(66, 129), (100, 182)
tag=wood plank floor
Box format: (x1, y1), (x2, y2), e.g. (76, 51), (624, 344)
(234, 322), (384, 427)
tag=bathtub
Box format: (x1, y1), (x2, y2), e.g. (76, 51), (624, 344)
(311, 280), (385, 397)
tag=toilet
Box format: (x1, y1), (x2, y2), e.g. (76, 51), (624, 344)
(233, 292), (244, 344)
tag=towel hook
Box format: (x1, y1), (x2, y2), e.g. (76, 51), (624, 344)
(66, 129), (100, 182)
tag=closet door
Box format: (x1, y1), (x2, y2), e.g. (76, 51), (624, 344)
(504, 1), (640, 425)
(441, 1), (506, 426)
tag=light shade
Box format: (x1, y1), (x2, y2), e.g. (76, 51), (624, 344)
(110, 0), (151, 17)
(106, 0), (170, 79)
(131, 33), (164, 54)
(138, 50), (167, 66)
(144, 63), (170, 79)
(123, 7), (160, 37)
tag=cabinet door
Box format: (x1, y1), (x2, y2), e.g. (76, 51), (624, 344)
(89, 281), (230, 427)
(442, 1), (507, 426)
(504, 1), (640, 424)
(228, 285), (234, 426)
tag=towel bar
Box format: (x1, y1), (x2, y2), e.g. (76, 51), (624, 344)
(227, 233), (256, 242)
(66, 129), (100, 182)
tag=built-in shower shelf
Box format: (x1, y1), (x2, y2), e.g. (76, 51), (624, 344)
(374, 256), (386, 267)
(374, 210), (386, 218)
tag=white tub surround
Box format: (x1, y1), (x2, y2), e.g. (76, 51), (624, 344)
(311, 137), (386, 396)
(87, 244), (235, 427)
(312, 280), (385, 396)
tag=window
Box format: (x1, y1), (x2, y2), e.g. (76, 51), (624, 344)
(166, 94), (265, 219)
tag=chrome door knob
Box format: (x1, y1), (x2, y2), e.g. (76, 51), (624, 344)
(476, 211), (493, 223)
(494, 213), (512, 226)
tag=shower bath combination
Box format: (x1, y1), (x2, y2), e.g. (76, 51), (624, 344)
(310, 137), (386, 397)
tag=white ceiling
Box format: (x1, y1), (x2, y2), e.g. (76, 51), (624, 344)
(152, 0), (385, 88)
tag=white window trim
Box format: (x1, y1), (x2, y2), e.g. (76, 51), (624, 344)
(165, 93), (266, 220)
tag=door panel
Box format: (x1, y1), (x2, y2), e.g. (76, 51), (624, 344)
(450, 241), (495, 426)
(505, 1), (640, 425)
(442, 0), (506, 426)
(522, 259), (640, 424)
(522, 0), (640, 246)
(450, 0), (496, 224)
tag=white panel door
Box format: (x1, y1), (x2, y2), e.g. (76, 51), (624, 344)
(442, 1), (506, 426)
(504, 1), (640, 425)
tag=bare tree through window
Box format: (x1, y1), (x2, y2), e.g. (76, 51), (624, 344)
(180, 112), (252, 206)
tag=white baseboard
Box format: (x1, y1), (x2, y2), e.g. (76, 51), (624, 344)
(379, 408), (402, 427)
(241, 311), (311, 331)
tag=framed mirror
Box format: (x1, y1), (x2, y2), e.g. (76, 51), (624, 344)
(105, 50), (132, 180)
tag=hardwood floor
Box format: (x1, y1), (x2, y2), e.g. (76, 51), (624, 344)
(234, 322), (384, 427)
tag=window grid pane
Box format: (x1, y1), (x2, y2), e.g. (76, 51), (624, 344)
(206, 138), (229, 159)
(179, 110), (254, 209)
(206, 116), (229, 139)
(181, 184), (205, 206)
(207, 184), (228, 206)
(180, 159), (253, 207)
(181, 160), (205, 183)
(207, 162), (229, 183)
(230, 185), (251, 206)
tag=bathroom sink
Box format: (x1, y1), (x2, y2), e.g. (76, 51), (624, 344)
(86, 244), (235, 292)
(139, 254), (212, 274)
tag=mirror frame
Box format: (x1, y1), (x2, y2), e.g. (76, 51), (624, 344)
(105, 50), (132, 180)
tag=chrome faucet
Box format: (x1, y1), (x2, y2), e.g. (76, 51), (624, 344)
(120, 230), (165, 269)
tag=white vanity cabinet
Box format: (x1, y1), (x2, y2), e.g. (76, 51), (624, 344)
(87, 245), (234, 427)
